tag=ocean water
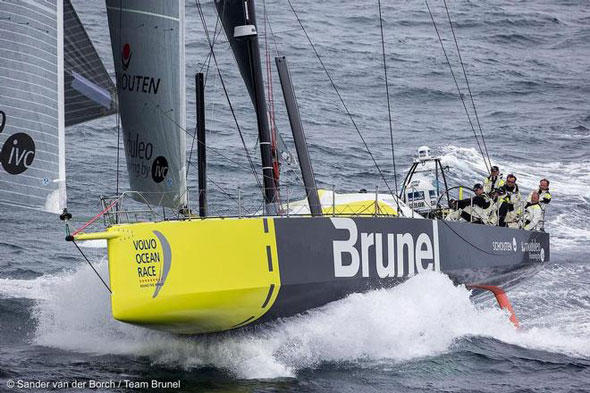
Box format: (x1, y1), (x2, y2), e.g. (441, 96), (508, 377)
(1, 0), (589, 392)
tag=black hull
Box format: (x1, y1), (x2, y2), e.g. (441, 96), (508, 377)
(260, 216), (548, 322)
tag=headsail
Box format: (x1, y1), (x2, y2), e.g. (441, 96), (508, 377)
(64, 0), (117, 127)
(0, 1), (118, 214)
(106, 0), (187, 209)
(0, 0), (66, 213)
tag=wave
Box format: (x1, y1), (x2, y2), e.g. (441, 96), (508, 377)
(0, 260), (586, 380)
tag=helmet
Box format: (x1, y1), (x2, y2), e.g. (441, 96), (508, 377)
(473, 183), (483, 191)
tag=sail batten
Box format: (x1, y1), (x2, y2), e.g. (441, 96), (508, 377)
(106, 0), (187, 210)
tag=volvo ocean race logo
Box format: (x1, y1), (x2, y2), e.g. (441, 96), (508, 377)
(120, 43), (161, 94)
(0, 111), (36, 175)
(132, 230), (172, 298)
(331, 218), (441, 278)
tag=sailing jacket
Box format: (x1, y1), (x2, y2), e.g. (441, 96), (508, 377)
(526, 189), (551, 207)
(484, 174), (505, 194)
(457, 194), (491, 210)
(523, 203), (543, 231)
(497, 183), (522, 212)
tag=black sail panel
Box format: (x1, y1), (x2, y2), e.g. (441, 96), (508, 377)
(64, 0), (117, 126)
(215, 0), (258, 105)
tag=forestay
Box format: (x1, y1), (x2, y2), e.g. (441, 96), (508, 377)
(106, 0), (187, 210)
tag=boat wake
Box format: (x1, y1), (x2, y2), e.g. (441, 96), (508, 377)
(2, 259), (588, 379)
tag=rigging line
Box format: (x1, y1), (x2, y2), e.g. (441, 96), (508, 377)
(424, 0), (490, 174)
(266, 12), (281, 56)
(137, 98), (245, 167)
(377, 0), (400, 212)
(116, 0), (123, 207)
(185, 160), (255, 215)
(195, 0), (265, 198)
(287, 0), (395, 197)
(72, 241), (112, 293)
(263, 0), (281, 201)
(442, 0), (491, 168)
(187, 16), (221, 180)
(437, 219), (499, 255)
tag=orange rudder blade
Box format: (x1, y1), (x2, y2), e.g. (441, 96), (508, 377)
(467, 284), (520, 328)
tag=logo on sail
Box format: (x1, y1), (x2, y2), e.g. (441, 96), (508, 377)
(119, 43), (161, 95)
(122, 43), (132, 70)
(151, 156), (168, 183)
(0, 112), (36, 175)
(0, 110), (5, 133)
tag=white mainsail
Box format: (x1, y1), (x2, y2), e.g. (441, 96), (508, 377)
(106, 0), (187, 210)
(0, 0), (117, 214)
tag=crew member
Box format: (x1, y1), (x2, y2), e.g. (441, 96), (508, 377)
(497, 174), (522, 227)
(523, 191), (543, 231)
(527, 178), (551, 208)
(484, 165), (505, 194)
(448, 183), (492, 224)
(525, 178), (551, 231)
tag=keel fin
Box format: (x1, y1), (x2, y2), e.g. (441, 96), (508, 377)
(467, 284), (520, 328)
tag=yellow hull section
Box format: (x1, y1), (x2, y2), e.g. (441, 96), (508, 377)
(85, 217), (280, 334)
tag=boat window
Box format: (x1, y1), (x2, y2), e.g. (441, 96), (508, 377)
(429, 190), (438, 198)
(407, 191), (425, 201)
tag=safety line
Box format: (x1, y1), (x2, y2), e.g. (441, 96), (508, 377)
(287, 0), (396, 198)
(442, 0), (492, 169)
(72, 240), (112, 293)
(424, 0), (490, 174)
(377, 0), (400, 213)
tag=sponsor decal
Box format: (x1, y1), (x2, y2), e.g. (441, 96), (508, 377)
(492, 240), (513, 252)
(119, 43), (161, 95)
(132, 231), (172, 298)
(513, 237), (517, 253)
(125, 133), (169, 184)
(0, 111), (36, 175)
(151, 156), (168, 183)
(521, 239), (545, 262)
(331, 218), (440, 278)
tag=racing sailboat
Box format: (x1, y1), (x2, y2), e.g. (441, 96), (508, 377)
(0, 1), (549, 334)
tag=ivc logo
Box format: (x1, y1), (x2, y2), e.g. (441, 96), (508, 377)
(0, 111), (36, 175)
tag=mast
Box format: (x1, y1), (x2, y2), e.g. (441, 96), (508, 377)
(242, 0), (277, 211)
(275, 56), (322, 216)
(196, 73), (207, 217)
(215, 0), (277, 212)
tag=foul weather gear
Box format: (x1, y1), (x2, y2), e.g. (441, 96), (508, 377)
(447, 194), (494, 224)
(523, 203), (543, 231)
(527, 189), (551, 207)
(484, 174), (505, 194)
(497, 183), (522, 227)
